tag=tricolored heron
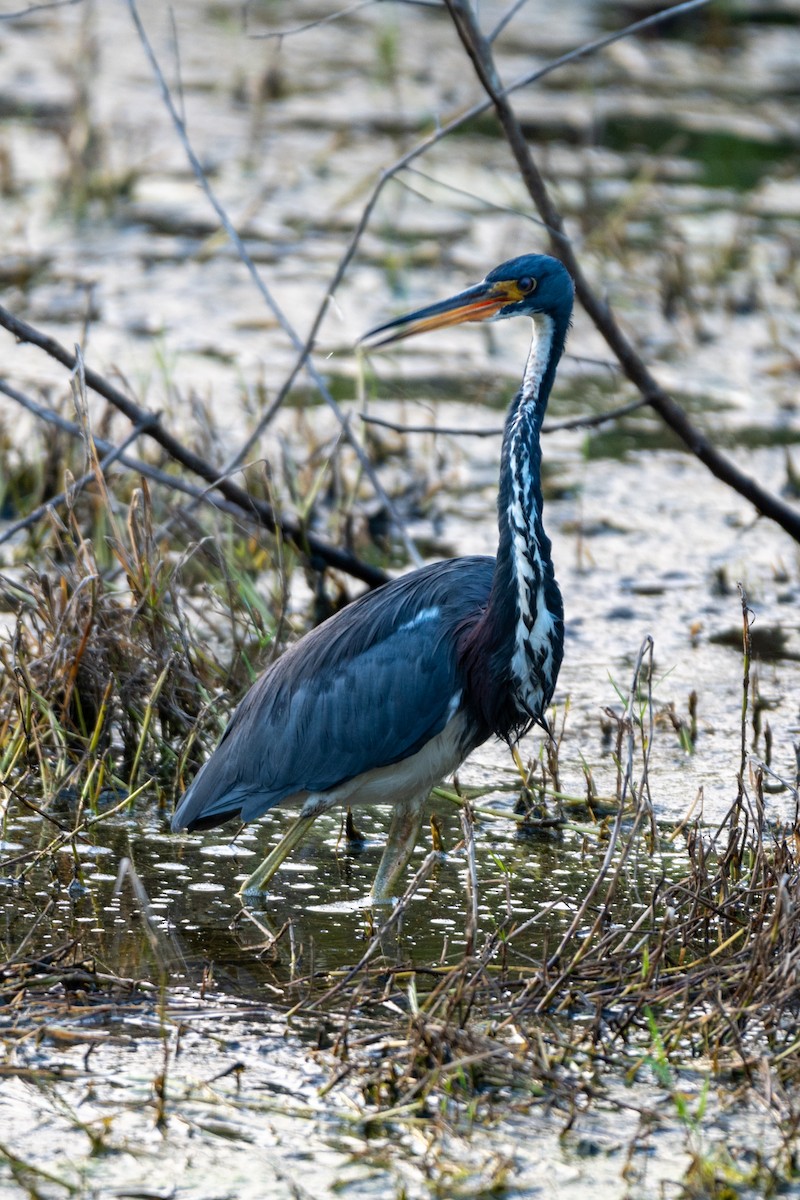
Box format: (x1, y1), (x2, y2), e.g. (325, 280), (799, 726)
(172, 253), (573, 899)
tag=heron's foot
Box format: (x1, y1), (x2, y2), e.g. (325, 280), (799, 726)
(345, 807), (367, 845)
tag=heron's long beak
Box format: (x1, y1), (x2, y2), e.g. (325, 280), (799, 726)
(360, 277), (523, 348)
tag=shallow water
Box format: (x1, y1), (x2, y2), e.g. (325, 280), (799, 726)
(0, 797), (788, 1199)
(4, 781), (797, 1200)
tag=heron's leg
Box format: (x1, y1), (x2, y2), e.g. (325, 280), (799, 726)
(237, 813), (317, 896)
(370, 794), (426, 901)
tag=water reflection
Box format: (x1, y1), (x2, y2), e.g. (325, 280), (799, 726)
(3, 799), (625, 996)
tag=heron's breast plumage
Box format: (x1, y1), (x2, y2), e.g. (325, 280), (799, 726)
(506, 419), (563, 721)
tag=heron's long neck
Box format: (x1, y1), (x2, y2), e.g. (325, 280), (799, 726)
(486, 312), (566, 726)
(499, 312), (562, 569)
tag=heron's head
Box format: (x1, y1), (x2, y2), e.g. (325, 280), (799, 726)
(360, 254), (574, 347)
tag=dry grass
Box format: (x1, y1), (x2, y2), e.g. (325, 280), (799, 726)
(0, 433), (292, 848)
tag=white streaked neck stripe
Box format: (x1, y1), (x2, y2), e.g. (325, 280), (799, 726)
(507, 312), (557, 718)
(522, 313), (554, 408)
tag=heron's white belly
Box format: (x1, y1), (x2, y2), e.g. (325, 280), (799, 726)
(298, 707), (471, 819)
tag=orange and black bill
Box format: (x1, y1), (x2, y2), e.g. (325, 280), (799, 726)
(360, 276), (527, 348)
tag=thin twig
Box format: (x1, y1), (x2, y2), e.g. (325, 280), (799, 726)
(244, 0), (375, 40)
(0, 0), (82, 19)
(360, 396), (651, 438)
(488, 0), (528, 42)
(124, 0), (422, 568)
(395, 165), (549, 236)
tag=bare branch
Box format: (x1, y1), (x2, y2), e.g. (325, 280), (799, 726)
(362, 413), (502, 438)
(444, 0), (800, 544)
(488, 0), (528, 43)
(546, 397), (652, 433)
(0, 313), (387, 587)
(502, 0), (713, 98)
(396, 166), (549, 233)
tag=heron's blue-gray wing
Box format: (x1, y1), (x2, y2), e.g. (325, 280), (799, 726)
(172, 557), (494, 831)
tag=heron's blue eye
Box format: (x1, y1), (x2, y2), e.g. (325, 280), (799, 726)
(518, 276), (536, 294)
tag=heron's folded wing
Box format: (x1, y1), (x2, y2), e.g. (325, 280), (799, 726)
(172, 557), (493, 830)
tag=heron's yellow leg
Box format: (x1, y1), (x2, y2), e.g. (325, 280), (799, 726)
(238, 813), (317, 896)
(370, 796), (426, 901)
